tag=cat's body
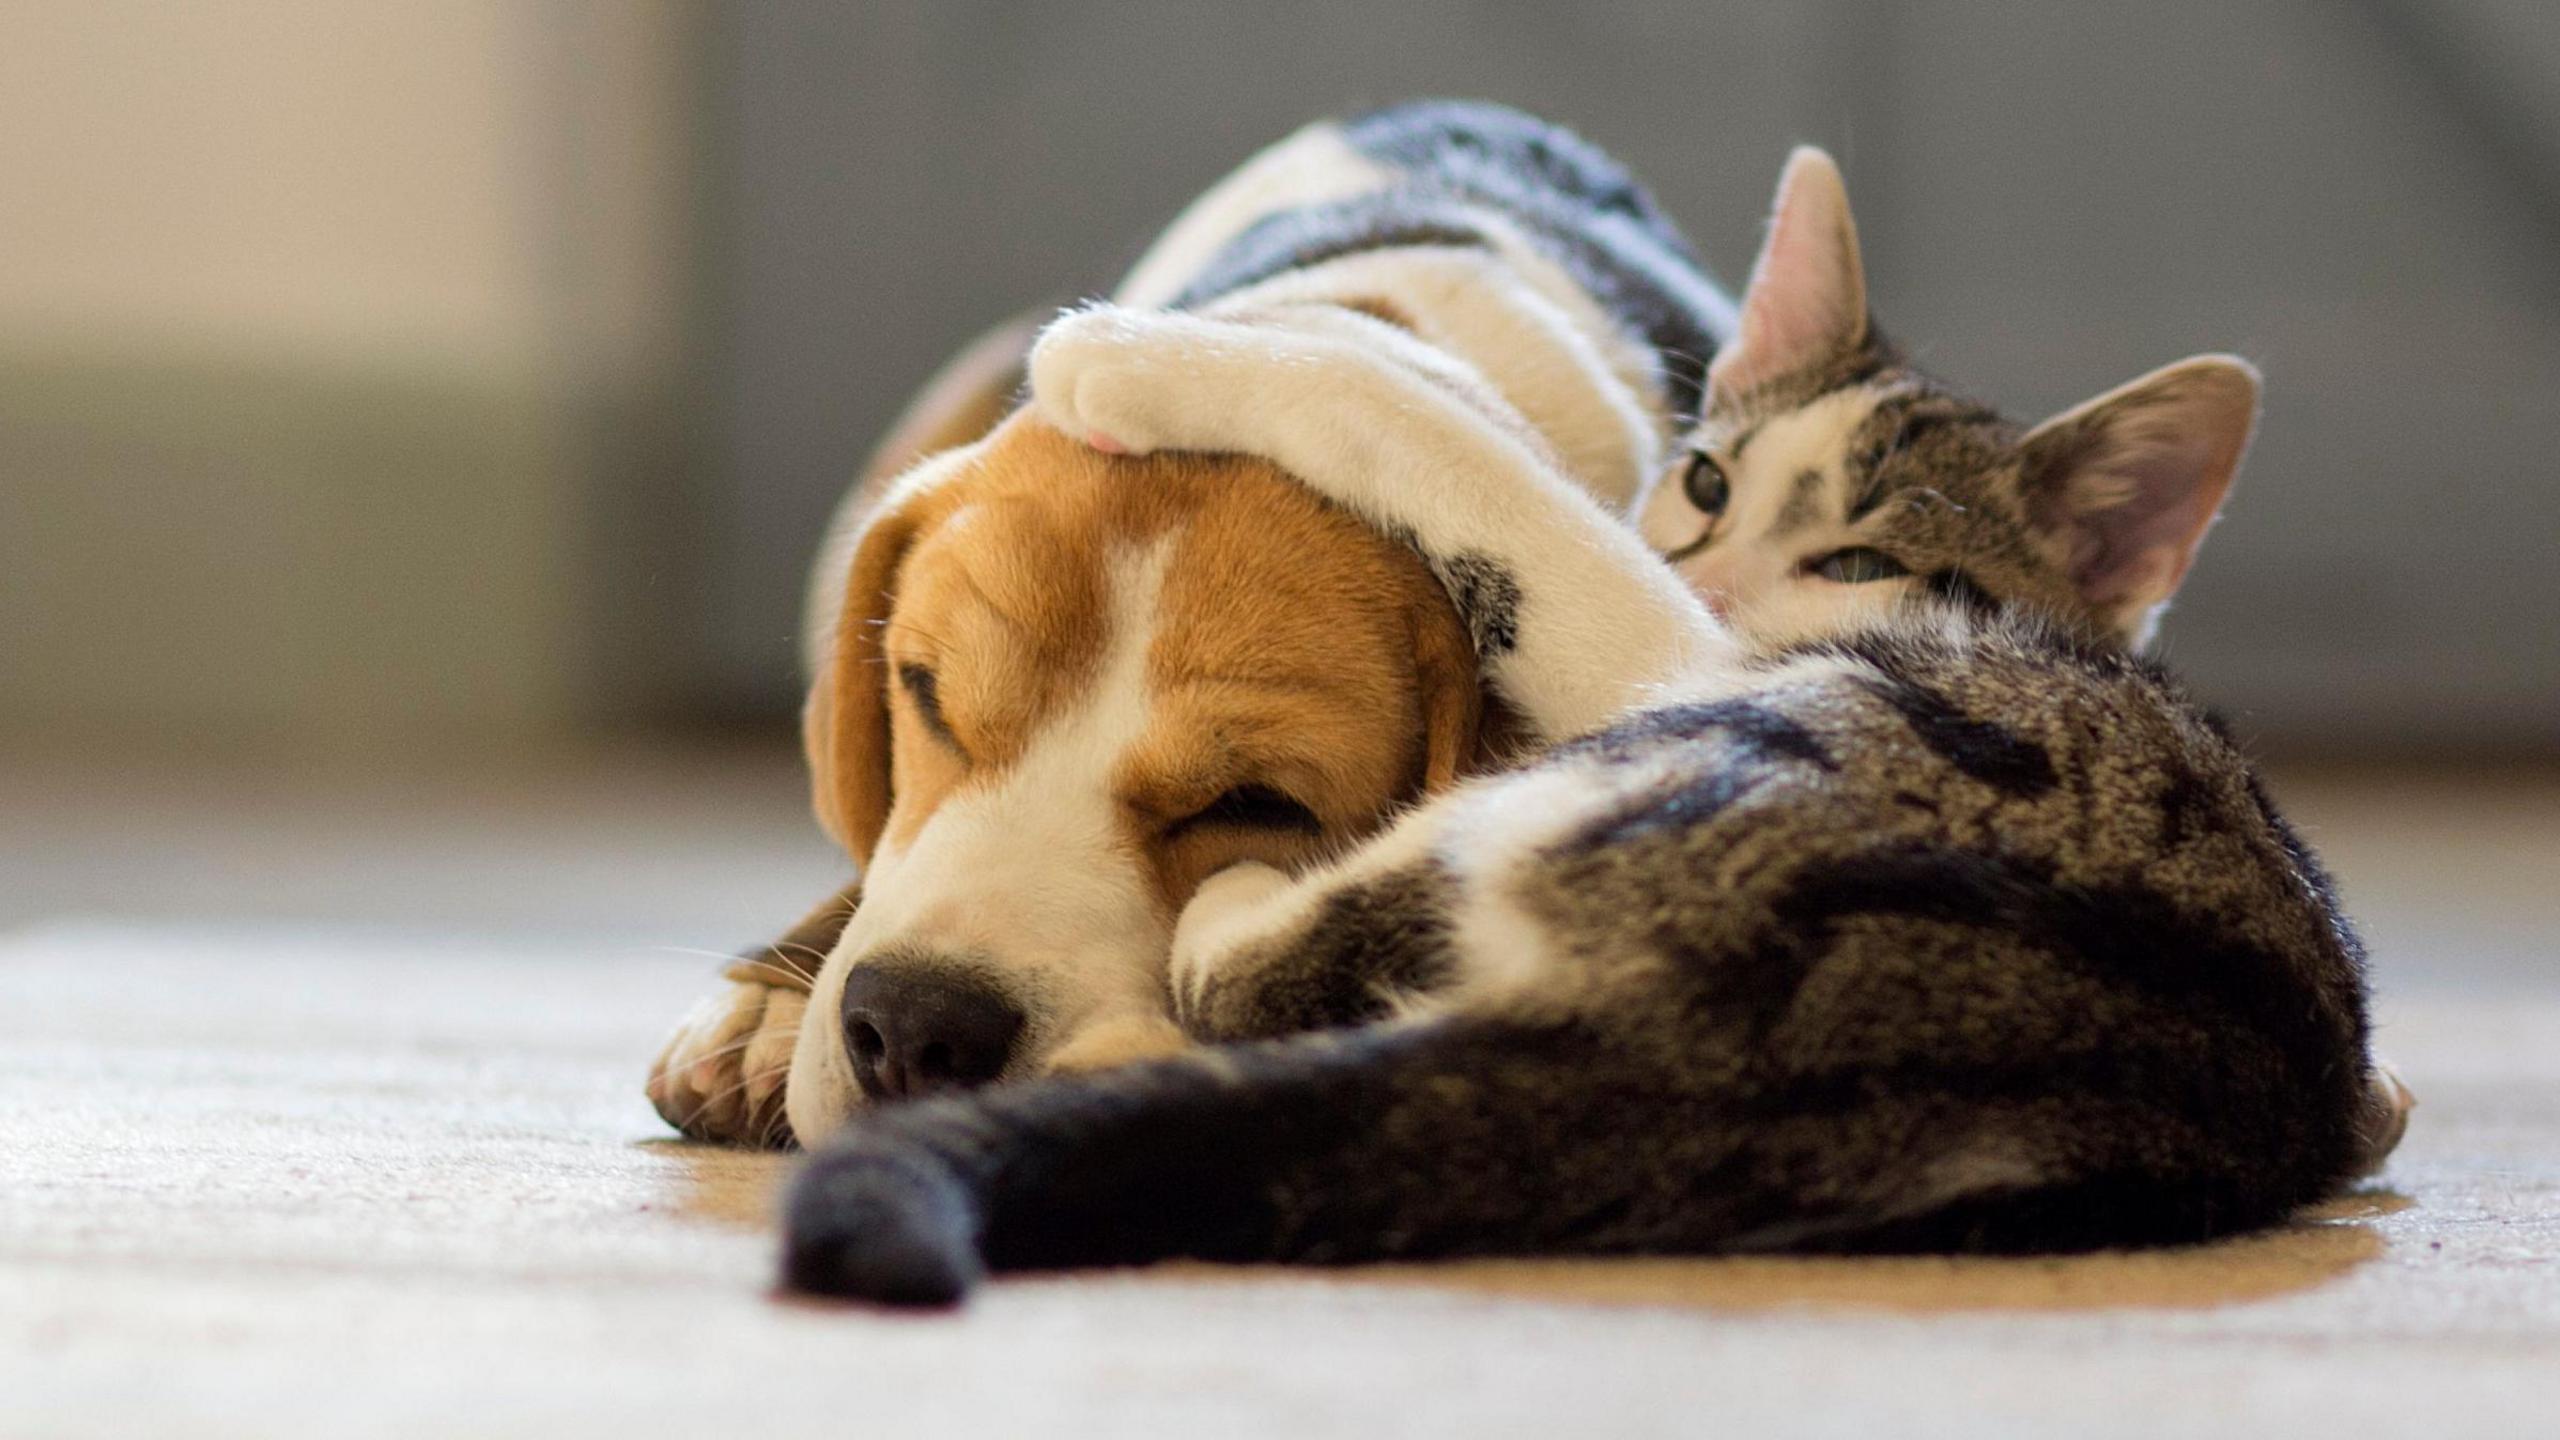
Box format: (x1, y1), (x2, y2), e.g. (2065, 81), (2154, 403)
(1172, 606), (2370, 1256)
(779, 143), (2394, 1306)
(793, 613), (2370, 1291)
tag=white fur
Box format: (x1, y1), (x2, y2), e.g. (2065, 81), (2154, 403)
(785, 540), (1184, 1143)
(1433, 764), (1649, 1008)
(1167, 859), (1300, 1013)
(1199, 244), (1664, 513)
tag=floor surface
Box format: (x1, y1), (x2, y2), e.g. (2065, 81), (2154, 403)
(4, 749), (2555, 1438)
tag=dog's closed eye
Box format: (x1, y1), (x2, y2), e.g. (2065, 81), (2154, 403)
(898, 663), (963, 754)
(1167, 784), (1321, 838)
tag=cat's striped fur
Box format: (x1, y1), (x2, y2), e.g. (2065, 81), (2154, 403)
(778, 140), (2391, 1307)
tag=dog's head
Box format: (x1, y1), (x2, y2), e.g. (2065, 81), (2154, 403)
(786, 414), (1483, 1141)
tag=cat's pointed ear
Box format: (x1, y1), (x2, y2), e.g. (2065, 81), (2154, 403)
(1707, 147), (1870, 400)
(2019, 355), (2261, 648)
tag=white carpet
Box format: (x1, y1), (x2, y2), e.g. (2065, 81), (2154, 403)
(5, 918), (2557, 1440)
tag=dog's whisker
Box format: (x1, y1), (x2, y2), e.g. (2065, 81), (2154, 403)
(678, 1067), (786, 1134)
(646, 945), (747, 963)
(644, 944), (821, 991)
(756, 1104), (796, 1151)
(727, 957), (818, 990)
(762, 940), (831, 975)
(673, 1036), (765, 1069)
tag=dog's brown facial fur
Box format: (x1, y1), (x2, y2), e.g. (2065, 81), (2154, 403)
(809, 415), (1483, 921)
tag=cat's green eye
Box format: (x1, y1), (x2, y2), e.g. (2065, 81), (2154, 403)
(1680, 451), (1731, 516)
(1810, 547), (1911, 583)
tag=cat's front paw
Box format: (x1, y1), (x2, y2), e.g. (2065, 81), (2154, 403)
(2350, 1059), (2416, 1177)
(1169, 861), (1298, 1021)
(1030, 305), (1272, 458)
(646, 976), (807, 1148)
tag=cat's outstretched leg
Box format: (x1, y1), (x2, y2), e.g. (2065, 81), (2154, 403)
(1170, 753), (1618, 1043)
(1170, 806), (1465, 1043)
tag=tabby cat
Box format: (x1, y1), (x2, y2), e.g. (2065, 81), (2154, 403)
(778, 148), (2398, 1305)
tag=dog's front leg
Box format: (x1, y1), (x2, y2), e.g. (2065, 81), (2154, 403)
(645, 883), (857, 1148)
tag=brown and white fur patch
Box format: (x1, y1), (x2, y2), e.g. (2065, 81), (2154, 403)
(735, 411), (1487, 1141)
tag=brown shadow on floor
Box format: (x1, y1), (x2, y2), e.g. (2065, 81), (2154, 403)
(1165, 1189), (2406, 1316)
(632, 1137), (793, 1231)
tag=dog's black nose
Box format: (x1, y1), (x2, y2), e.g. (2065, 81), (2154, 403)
(839, 965), (1024, 1100)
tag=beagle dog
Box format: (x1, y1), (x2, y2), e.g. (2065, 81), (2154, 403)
(646, 100), (1731, 1147)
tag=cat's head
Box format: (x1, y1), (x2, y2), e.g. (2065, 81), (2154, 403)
(1640, 147), (2258, 652)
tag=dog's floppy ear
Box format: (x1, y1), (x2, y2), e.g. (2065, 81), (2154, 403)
(803, 311), (1034, 860)
(801, 313), (1039, 858)
(805, 499), (933, 862)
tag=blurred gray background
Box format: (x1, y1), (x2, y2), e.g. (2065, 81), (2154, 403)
(5, 0), (2556, 762)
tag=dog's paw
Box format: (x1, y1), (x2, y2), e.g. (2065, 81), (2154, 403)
(782, 1141), (982, 1307)
(646, 977), (807, 1147)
